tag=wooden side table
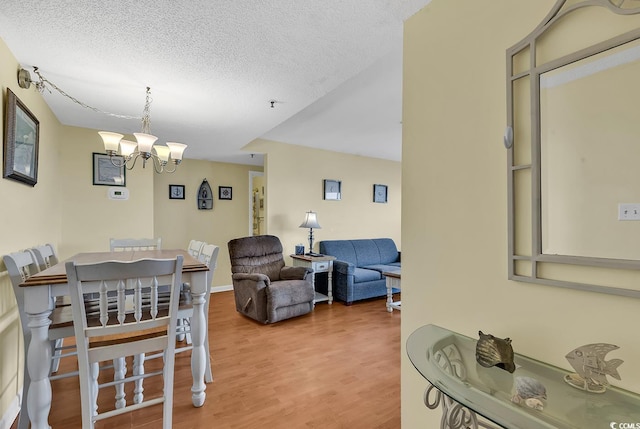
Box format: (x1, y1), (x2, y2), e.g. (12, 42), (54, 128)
(383, 270), (401, 312)
(290, 254), (336, 304)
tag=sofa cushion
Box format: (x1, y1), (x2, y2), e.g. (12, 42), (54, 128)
(353, 267), (382, 283)
(372, 239), (400, 264)
(351, 240), (383, 267)
(362, 264), (400, 275)
(319, 240), (359, 266)
(320, 238), (399, 268)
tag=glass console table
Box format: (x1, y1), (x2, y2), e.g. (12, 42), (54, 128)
(407, 324), (640, 429)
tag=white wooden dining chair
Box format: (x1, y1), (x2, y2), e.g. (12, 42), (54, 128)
(3, 250), (76, 429)
(109, 237), (162, 251)
(175, 243), (219, 382)
(65, 256), (183, 429)
(187, 239), (205, 258)
(29, 243), (59, 269)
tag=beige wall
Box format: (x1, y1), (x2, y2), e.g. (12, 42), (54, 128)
(59, 126), (155, 258)
(245, 139), (401, 258)
(402, 1), (640, 427)
(153, 158), (262, 287)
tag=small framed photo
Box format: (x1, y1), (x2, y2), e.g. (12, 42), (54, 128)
(93, 152), (126, 186)
(219, 186), (232, 200)
(323, 179), (341, 200)
(169, 184), (185, 199)
(373, 184), (388, 203)
(3, 89), (39, 186)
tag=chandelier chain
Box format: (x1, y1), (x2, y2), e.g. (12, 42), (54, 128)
(31, 67), (142, 121)
(141, 87), (152, 134)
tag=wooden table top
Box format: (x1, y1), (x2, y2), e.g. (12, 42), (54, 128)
(290, 254), (336, 262)
(382, 270), (401, 279)
(20, 249), (208, 287)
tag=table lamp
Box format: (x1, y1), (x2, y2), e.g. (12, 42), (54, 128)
(299, 211), (321, 256)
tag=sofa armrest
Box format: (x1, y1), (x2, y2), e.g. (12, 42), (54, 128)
(334, 260), (354, 275)
(232, 272), (271, 285)
(280, 266), (313, 280)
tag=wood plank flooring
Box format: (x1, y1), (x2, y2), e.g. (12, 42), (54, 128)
(16, 291), (401, 429)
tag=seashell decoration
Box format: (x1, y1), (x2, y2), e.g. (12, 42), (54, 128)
(476, 331), (516, 373)
(511, 376), (547, 410)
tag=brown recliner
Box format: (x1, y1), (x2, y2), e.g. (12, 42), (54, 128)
(228, 235), (315, 323)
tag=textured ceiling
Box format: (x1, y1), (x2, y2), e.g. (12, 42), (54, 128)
(0, 1), (430, 166)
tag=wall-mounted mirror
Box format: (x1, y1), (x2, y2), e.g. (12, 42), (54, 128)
(507, 0), (640, 298)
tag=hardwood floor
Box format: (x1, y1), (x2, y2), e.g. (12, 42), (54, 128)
(18, 291), (401, 429)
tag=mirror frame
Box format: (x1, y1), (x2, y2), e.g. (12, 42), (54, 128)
(507, 0), (640, 298)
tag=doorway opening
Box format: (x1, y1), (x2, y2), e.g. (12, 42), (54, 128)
(249, 171), (264, 236)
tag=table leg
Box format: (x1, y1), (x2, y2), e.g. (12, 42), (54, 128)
(327, 268), (333, 304)
(190, 271), (207, 407)
(386, 280), (394, 313)
(26, 311), (53, 429)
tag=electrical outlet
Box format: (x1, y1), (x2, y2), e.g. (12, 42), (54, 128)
(618, 203), (640, 221)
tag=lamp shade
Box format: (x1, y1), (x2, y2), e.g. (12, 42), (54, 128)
(133, 132), (158, 153)
(299, 211), (321, 229)
(98, 131), (123, 152)
(166, 142), (187, 161)
(119, 140), (138, 157)
(153, 145), (171, 162)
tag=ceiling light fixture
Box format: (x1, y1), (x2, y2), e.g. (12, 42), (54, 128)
(17, 67), (187, 173)
(99, 87), (187, 173)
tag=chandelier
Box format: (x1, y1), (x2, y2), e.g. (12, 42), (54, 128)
(17, 67), (187, 173)
(99, 87), (187, 173)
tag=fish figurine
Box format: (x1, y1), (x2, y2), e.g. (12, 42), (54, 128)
(564, 343), (623, 393)
(511, 376), (547, 410)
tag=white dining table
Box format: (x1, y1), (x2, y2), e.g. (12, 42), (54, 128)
(19, 249), (212, 429)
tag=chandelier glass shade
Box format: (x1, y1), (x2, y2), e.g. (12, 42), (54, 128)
(99, 131), (187, 173)
(98, 87), (187, 173)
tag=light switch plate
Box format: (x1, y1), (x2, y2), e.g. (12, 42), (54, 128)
(618, 203), (640, 220)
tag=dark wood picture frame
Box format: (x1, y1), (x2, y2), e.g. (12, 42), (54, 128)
(373, 184), (388, 203)
(3, 89), (39, 186)
(169, 184), (185, 199)
(219, 186), (232, 200)
(92, 152), (126, 186)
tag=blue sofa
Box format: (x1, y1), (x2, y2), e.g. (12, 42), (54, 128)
(318, 238), (401, 305)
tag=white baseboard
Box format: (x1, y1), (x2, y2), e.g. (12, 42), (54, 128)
(211, 285), (233, 293)
(0, 393), (20, 429)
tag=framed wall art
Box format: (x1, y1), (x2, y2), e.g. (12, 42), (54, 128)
(169, 184), (185, 199)
(93, 152), (126, 186)
(373, 184), (388, 203)
(3, 89), (39, 186)
(219, 186), (232, 200)
(323, 179), (341, 200)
